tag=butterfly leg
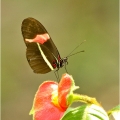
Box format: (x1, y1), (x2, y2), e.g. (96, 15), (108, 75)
(54, 69), (60, 82)
(64, 62), (68, 73)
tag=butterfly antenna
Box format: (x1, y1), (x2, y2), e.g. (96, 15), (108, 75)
(66, 40), (86, 57)
(67, 50), (84, 57)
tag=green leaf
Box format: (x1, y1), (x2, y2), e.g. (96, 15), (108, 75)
(107, 105), (120, 120)
(61, 104), (109, 120)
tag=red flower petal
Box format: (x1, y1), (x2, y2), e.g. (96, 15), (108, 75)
(30, 81), (64, 120)
(58, 74), (73, 110)
(34, 104), (64, 120)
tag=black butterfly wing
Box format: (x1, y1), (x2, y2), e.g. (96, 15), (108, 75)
(21, 17), (60, 74)
(26, 42), (51, 73)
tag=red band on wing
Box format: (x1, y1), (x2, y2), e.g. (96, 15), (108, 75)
(25, 33), (50, 44)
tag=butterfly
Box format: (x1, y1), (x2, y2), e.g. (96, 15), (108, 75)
(21, 17), (68, 74)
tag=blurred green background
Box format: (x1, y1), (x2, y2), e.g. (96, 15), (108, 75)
(2, 0), (119, 120)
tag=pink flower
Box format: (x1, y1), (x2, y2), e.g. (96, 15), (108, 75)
(29, 74), (77, 120)
(29, 73), (100, 120)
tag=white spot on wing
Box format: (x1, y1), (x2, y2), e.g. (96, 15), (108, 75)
(37, 43), (54, 70)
